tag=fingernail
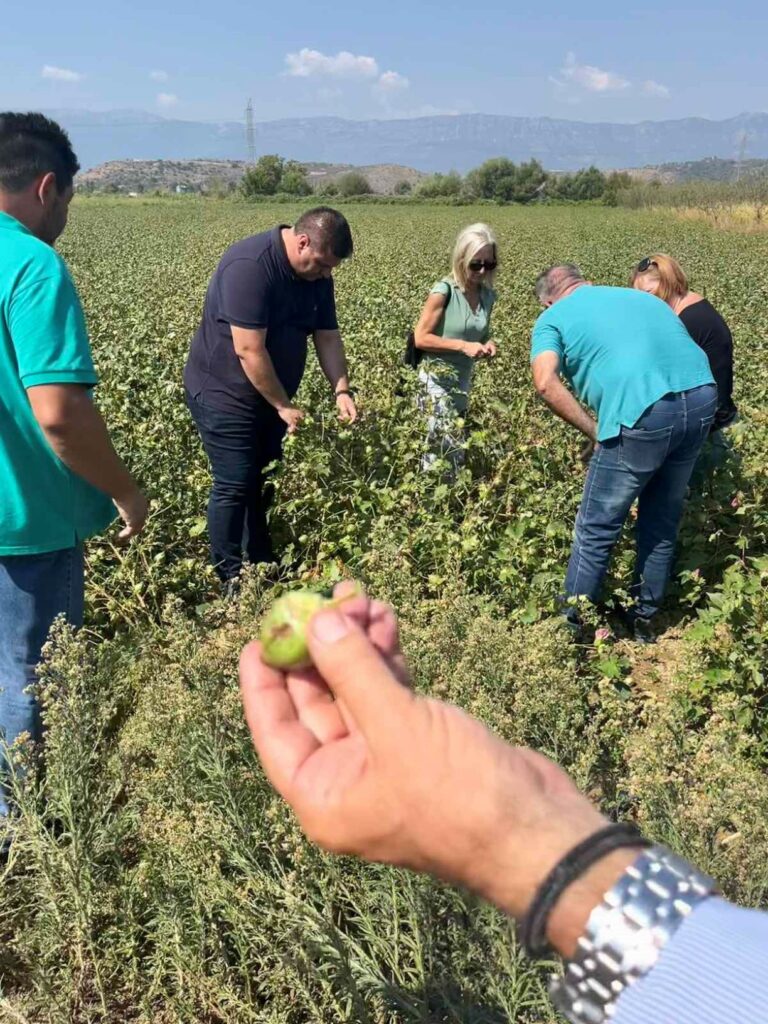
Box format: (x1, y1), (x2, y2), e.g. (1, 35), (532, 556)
(311, 609), (350, 644)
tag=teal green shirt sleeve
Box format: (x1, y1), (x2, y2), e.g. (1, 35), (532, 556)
(530, 309), (564, 362)
(429, 279), (453, 298)
(9, 265), (98, 388)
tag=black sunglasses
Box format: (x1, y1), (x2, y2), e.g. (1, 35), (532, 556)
(468, 259), (497, 272)
(636, 257), (657, 272)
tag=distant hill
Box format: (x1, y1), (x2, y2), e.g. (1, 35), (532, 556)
(629, 156), (768, 184)
(305, 162), (424, 194)
(76, 159), (426, 195)
(77, 159), (245, 194)
(47, 108), (768, 174)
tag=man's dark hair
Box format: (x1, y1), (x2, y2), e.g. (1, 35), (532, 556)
(0, 112), (80, 193)
(294, 206), (353, 259)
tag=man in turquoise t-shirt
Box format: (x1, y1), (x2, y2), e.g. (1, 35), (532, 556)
(530, 264), (716, 641)
(0, 113), (148, 821)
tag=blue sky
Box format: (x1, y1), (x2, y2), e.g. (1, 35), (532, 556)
(3, 0), (766, 125)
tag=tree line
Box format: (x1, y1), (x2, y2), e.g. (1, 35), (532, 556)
(240, 153), (634, 204)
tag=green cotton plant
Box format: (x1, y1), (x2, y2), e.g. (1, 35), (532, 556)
(4, 550), (764, 1024)
(684, 558), (768, 745)
(54, 197), (768, 634)
(1, 584), (565, 1024)
(4, 195), (768, 1021)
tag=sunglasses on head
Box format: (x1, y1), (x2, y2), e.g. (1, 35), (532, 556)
(468, 259), (497, 272)
(637, 257), (657, 272)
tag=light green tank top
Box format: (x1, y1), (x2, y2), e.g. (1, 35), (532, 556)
(422, 277), (495, 411)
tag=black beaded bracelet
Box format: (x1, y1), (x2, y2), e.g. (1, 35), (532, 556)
(335, 389), (355, 399)
(519, 823), (651, 958)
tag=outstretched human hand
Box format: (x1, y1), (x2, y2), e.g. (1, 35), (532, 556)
(114, 487), (149, 542)
(240, 582), (637, 955)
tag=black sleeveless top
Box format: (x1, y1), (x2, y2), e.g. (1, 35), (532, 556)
(679, 299), (737, 430)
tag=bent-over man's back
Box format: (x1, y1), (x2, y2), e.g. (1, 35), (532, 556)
(531, 286), (713, 442)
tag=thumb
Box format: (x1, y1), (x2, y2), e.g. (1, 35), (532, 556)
(117, 523), (134, 544)
(307, 608), (411, 738)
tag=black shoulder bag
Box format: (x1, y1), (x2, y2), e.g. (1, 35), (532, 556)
(402, 283), (452, 369)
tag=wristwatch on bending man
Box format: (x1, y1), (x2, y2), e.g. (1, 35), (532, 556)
(520, 825), (717, 1024)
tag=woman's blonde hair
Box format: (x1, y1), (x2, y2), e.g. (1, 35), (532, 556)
(451, 223), (497, 291)
(630, 253), (689, 304)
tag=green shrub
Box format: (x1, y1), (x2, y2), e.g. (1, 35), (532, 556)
(415, 172), (462, 199)
(335, 172), (373, 197)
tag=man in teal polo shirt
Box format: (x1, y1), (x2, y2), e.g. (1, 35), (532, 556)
(0, 112), (147, 819)
(530, 264), (716, 641)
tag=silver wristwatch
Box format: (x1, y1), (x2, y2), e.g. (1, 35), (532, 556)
(549, 845), (716, 1024)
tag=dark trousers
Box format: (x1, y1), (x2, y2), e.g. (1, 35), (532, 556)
(186, 391), (286, 581)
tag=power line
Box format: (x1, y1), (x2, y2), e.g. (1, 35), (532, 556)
(735, 131), (750, 182)
(245, 98), (255, 163)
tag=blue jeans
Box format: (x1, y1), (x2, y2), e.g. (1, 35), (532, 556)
(689, 426), (735, 493)
(565, 385), (717, 621)
(186, 391), (286, 582)
(0, 545), (84, 817)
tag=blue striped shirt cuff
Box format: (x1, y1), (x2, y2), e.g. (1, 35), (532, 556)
(613, 898), (768, 1024)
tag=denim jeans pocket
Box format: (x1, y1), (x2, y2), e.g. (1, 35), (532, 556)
(699, 415), (715, 445)
(699, 395), (717, 435)
(619, 424), (674, 473)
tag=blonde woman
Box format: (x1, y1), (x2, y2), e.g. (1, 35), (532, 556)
(414, 223), (498, 470)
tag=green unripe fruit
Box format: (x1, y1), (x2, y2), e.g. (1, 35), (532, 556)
(260, 590), (327, 670)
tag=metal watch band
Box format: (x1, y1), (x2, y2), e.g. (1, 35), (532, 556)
(549, 845), (716, 1024)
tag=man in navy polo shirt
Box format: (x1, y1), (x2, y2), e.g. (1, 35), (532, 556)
(184, 207), (357, 589)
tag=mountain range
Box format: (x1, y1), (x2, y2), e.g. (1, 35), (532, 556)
(45, 108), (768, 174)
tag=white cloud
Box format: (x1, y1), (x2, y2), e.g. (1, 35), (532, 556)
(559, 52), (630, 93)
(156, 92), (179, 109)
(373, 70), (411, 112)
(284, 47), (415, 114)
(551, 54), (671, 103)
(642, 79), (670, 98)
(150, 69), (169, 82)
(42, 65), (83, 83)
(284, 47), (379, 79)
(376, 70), (409, 93)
